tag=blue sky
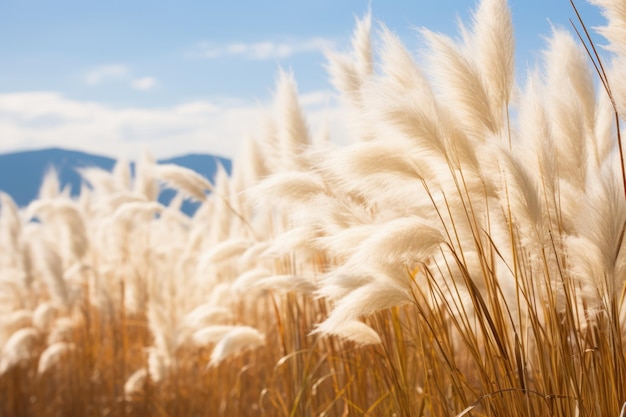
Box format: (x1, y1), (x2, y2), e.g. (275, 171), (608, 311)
(0, 0), (607, 159)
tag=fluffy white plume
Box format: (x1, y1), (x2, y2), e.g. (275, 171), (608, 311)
(192, 325), (236, 346)
(124, 368), (149, 398)
(314, 319), (381, 346)
(208, 326), (265, 366)
(37, 342), (75, 375)
(0, 327), (40, 375)
(153, 163), (213, 201)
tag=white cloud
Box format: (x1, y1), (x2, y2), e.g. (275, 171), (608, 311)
(84, 66), (157, 92)
(131, 76), (157, 91)
(0, 91), (346, 160)
(187, 37), (335, 60)
(84, 65), (129, 86)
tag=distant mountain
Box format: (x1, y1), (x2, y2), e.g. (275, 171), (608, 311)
(0, 148), (231, 215)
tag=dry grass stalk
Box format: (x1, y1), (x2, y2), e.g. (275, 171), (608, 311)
(2, 1), (626, 416)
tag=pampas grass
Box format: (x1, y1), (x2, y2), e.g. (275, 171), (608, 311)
(153, 163), (213, 201)
(2, 0), (626, 416)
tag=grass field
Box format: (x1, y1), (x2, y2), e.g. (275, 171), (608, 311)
(1, 0), (626, 415)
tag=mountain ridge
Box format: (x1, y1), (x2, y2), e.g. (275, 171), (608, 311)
(0, 147), (231, 214)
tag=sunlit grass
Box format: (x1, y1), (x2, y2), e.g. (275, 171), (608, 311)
(2, 0), (626, 416)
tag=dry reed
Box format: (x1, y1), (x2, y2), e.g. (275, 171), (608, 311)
(1, 0), (626, 416)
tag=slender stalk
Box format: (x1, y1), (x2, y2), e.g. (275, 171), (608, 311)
(570, 0), (626, 200)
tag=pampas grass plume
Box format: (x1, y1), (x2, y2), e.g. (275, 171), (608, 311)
(468, 0), (515, 113)
(0, 193), (22, 250)
(3, 2), (626, 416)
(124, 368), (149, 398)
(192, 325), (236, 347)
(147, 348), (171, 383)
(203, 238), (254, 265)
(33, 302), (62, 332)
(38, 167), (61, 200)
(314, 320), (381, 346)
(134, 150), (158, 201)
(37, 342), (74, 375)
(153, 163), (213, 202)
(208, 326), (265, 366)
(274, 69), (310, 172)
(248, 171), (327, 207)
(183, 305), (233, 329)
(0, 327), (40, 375)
